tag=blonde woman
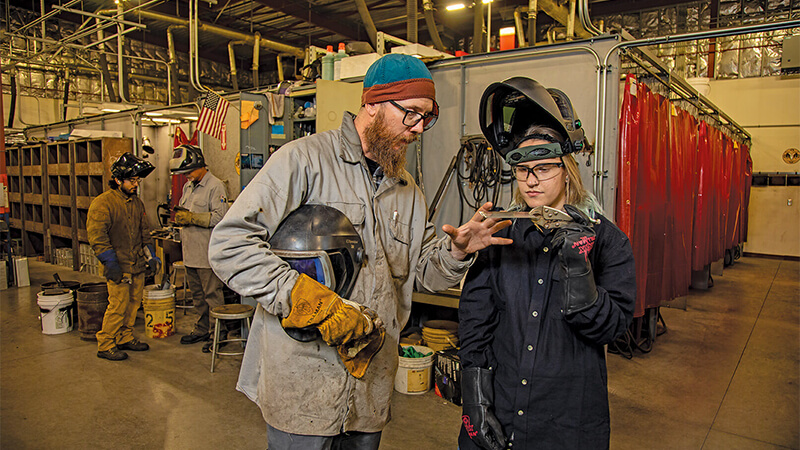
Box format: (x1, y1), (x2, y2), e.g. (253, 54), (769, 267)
(458, 78), (636, 450)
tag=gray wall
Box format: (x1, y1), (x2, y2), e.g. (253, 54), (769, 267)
(420, 36), (622, 231)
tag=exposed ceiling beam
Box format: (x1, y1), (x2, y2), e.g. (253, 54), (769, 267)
(252, 0), (363, 42)
(588, 0), (706, 16)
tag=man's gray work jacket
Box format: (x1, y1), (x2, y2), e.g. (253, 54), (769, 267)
(178, 171), (228, 269)
(208, 113), (472, 436)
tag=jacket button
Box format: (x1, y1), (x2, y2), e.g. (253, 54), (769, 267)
(518, 410), (524, 416)
(543, 247), (549, 253)
(527, 345), (533, 351)
(538, 278), (544, 284)
(521, 379), (527, 385)
(531, 311), (538, 317)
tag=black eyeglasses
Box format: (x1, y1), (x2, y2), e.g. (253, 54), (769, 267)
(512, 163), (565, 182)
(388, 100), (438, 130)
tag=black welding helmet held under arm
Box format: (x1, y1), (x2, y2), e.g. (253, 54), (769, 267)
(111, 152), (155, 180)
(479, 77), (587, 164)
(169, 144), (207, 174)
(269, 204), (365, 342)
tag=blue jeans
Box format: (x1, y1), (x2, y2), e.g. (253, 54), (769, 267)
(267, 424), (382, 450)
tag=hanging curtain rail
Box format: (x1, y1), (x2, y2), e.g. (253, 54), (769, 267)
(595, 18), (800, 202)
(622, 51), (746, 141)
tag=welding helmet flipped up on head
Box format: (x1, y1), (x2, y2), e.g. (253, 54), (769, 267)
(269, 204), (364, 342)
(169, 144), (206, 174)
(111, 152), (155, 180)
(479, 77), (587, 164)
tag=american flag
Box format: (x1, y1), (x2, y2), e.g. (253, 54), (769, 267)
(197, 92), (230, 139)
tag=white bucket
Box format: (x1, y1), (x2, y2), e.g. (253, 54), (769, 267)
(394, 345), (434, 395)
(37, 289), (75, 335)
(143, 285), (176, 339)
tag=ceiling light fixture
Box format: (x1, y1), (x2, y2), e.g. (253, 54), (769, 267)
(446, 3), (465, 11)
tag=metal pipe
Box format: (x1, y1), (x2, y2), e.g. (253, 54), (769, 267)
(567, 0), (576, 40)
(354, 0), (379, 50)
(40, 0), (46, 40)
(528, 0), (538, 46)
(167, 25), (185, 104)
(228, 41), (244, 91)
(117, 2), (130, 103)
(578, 0), (602, 35)
(96, 19), (119, 103)
(487, 0), (492, 53)
(422, 0), (446, 51)
(83, 26), (139, 49)
(473, 1), (484, 53)
(53, 6), (147, 29)
(276, 55), (284, 82)
(62, 68), (70, 121)
(407, 0), (418, 43)
(188, 0), (206, 92)
(252, 32), (261, 89)
(17, 0), (81, 34)
(514, 7), (527, 48)
(7, 74), (17, 129)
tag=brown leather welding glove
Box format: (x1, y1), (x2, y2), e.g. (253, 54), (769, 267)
(337, 308), (386, 379)
(283, 274), (375, 346)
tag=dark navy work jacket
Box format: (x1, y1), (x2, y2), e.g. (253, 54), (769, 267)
(458, 213), (635, 450)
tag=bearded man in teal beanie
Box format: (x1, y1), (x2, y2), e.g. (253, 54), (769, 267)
(209, 53), (513, 449)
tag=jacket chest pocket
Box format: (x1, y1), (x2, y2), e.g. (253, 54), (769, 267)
(189, 197), (208, 212)
(385, 217), (411, 279)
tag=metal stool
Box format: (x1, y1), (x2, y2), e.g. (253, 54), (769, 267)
(209, 304), (254, 373)
(171, 261), (192, 313)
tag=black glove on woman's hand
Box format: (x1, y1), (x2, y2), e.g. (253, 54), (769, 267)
(551, 205), (599, 316)
(461, 367), (507, 450)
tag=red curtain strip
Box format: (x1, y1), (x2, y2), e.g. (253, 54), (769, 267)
(615, 75), (752, 317)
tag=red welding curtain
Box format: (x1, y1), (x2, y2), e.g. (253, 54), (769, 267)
(616, 75), (751, 317)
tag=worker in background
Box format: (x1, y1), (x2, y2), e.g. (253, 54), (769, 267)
(87, 152), (160, 362)
(169, 145), (231, 352)
(457, 78), (636, 450)
(208, 53), (513, 449)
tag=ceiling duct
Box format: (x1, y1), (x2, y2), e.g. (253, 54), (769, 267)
(113, 9), (305, 59)
(422, 0), (446, 51)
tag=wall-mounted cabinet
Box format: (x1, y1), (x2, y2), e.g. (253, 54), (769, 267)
(5, 137), (132, 271)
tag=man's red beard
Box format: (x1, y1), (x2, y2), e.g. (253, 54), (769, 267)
(363, 109), (418, 179)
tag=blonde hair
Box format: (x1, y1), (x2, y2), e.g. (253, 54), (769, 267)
(508, 125), (602, 217)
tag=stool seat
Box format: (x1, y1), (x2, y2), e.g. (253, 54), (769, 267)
(210, 304), (255, 319)
(209, 303), (255, 372)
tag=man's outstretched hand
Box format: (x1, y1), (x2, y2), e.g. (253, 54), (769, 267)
(442, 202), (513, 261)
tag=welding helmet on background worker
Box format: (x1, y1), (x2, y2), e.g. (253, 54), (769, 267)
(111, 152), (155, 180)
(269, 204), (365, 342)
(169, 144), (206, 174)
(479, 77), (587, 164)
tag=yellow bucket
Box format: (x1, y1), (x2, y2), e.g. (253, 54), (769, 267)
(143, 285), (175, 339)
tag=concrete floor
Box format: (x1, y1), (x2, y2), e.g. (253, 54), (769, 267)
(0, 257), (797, 449)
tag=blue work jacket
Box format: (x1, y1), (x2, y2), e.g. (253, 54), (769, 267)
(459, 212), (635, 449)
